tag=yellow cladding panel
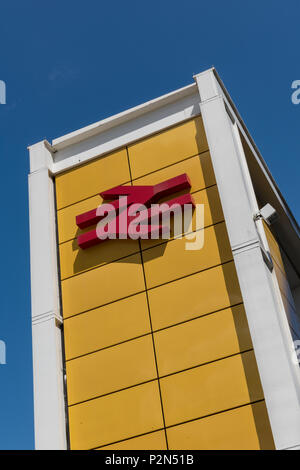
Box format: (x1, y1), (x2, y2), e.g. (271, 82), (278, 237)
(64, 293), (150, 360)
(154, 305), (252, 376)
(134, 151), (215, 192)
(148, 261), (243, 330)
(57, 194), (103, 244)
(98, 430), (167, 450)
(167, 402), (274, 450)
(263, 223), (298, 320)
(66, 335), (157, 405)
(263, 222), (285, 274)
(128, 117), (208, 179)
(59, 237), (140, 280)
(273, 262), (296, 311)
(68, 381), (164, 449)
(160, 350), (263, 427)
(55, 149), (130, 209)
(61, 253), (145, 318)
(140, 185), (224, 251)
(185, 185), (223, 228)
(142, 222), (232, 289)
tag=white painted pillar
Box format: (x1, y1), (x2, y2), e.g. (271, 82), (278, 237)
(28, 141), (67, 450)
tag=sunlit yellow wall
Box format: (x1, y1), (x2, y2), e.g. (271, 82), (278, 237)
(55, 116), (274, 450)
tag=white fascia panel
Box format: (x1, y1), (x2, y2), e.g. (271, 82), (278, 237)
(52, 87), (200, 174)
(52, 83), (197, 150)
(28, 141), (67, 450)
(194, 69), (300, 450)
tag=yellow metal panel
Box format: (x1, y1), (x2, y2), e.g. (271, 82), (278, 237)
(128, 117), (208, 179)
(59, 237), (140, 280)
(187, 185), (223, 228)
(55, 148), (130, 209)
(263, 223), (298, 318)
(278, 283), (299, 336)
(143, 222), (232, 289)
(154, 305), (251, 376)
(134, 151), (215, 192)
(61, 253), (145, 318)
(57, 194), (103, 244)
(141, 185), (224, 251)
(66, 335), (157, 405)
(148, 261), (242, 331)
(64, 292), (150, 360)
(167, 402), (274, 450)
(68, 381), (164, 449)
(273, 261), (296, 311)
(160, 350), (263, 427)
(263, 222), (285, 274)
(98, 430), (167, 450)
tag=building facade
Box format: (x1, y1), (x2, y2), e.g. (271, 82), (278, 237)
(28, 68), (300, 450)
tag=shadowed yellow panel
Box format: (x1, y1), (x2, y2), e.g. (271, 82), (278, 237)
(61, 253), (145, 318)
(64, 292), (150, 360)
(57, 194), (103, 244)
(142, 222), (232, 289)
(263, 222), (285, 274)
(167, 402), (274, 450)
(148, 261), (242, 330)
(273, 261), (296, 311)
(59, 237), (140, 280)
(66, 335), (157, 405)
(154, 305), (252, 376)
(141, 185), (224, 251)
(160, 350), (263, 427)
(128, 117), (208, 179)
(280, 292), (300, 343)
(263, 222), (300, 334)
(98, 430), (167, 450)
(134, 151), (215, 192)
(55, 148), (130, 209)
(68, 381), (164, 449)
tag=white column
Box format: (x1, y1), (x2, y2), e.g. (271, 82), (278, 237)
(28, 141), (67, 450)
(194, 69), (300, 450)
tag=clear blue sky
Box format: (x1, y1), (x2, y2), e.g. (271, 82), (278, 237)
(0, 0), (299, 449)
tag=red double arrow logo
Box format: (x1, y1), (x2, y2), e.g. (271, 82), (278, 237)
(76, 173), (194, 249)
